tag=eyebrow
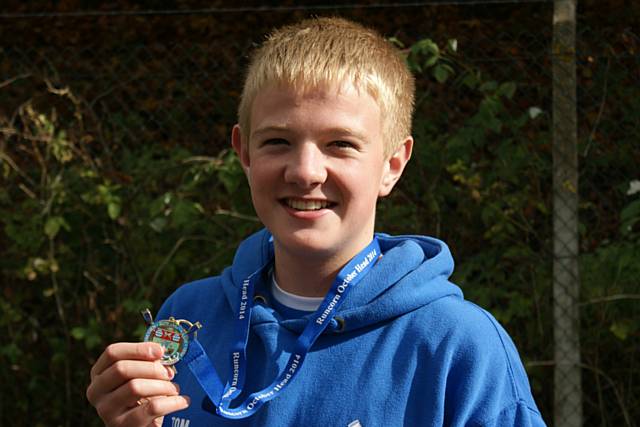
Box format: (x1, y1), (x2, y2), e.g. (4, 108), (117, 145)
(251, 125), (369, 142)
(251, 125), (289, 140)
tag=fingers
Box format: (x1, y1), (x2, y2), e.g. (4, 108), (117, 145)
(94, 378), (181, 420)
(88, 359), (175, 402)
(105, 395), (190, 427)
(91, 342), (164, 380)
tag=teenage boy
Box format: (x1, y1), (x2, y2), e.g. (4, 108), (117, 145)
(87, 17), (546, 426)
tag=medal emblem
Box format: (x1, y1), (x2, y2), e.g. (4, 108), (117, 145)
(141, 309), (201, 367)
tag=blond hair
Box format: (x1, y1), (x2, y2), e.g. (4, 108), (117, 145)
(238, 17), (415, 157)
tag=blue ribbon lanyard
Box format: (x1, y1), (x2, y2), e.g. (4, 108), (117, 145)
(184, 237), (380, 419)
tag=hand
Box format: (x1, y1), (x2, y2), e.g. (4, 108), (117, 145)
(86, 342), (190, 427)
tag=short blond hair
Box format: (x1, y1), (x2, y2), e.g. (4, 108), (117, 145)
(238, 17), (415, 157)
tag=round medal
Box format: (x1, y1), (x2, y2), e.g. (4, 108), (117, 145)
(143, 319), (189, 365)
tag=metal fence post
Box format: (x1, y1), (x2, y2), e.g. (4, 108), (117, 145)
(552, 0), (582, 426)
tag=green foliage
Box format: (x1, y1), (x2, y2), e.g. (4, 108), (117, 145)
(0, 82), (258, 424)
(381, 37), (550, 335)
(377, 36), (640, 425)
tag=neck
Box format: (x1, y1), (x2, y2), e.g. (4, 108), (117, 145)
(272, 246), (346, 298)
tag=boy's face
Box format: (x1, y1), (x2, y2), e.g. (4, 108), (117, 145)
(232, 82), (412, 265)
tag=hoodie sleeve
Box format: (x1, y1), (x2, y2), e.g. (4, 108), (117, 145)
(436, 299), (546, 426)
(475, 400), (547, 427)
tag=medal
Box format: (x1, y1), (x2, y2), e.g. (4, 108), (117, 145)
(141, 309), (201, 368)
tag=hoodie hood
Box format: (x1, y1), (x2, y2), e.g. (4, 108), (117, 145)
(221, 228), (463, 334)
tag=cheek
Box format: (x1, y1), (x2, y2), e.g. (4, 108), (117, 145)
(247, 163), (274, 186)
(340, 170), (381, 206)
(247, 164), (281, 209)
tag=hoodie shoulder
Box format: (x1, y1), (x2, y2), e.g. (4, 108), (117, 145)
(157, 228), (272, 320)
(412, 295), (543, 425)
(157, 275), (226, 320)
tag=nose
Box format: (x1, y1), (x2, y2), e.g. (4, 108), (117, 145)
(283, 143), (327, 188)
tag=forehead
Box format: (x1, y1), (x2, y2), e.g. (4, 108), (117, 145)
(249, 81), (383, 137)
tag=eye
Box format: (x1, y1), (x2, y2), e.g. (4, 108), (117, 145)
(330, 140), (358, 150)
(262, 138), (289, 147)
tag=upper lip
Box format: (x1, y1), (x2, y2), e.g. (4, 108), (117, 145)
(281, 196), (334, 203)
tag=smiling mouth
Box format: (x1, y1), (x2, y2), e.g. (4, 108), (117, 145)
(283, 198), (335, 211)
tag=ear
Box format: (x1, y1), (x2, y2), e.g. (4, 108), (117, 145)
(231, 124), (251, 177)
(379, 136), (413, 197)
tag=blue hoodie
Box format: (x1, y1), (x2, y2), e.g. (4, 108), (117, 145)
(158, 229), (545, 426)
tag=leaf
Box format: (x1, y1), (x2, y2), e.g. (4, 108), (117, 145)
(620, 199), (640, 235)
(447, 39), (458, 53)
(621, 199), (640, 222)
(122, 298), (152, 313)
(479, 81), (498, 93)
(610, 322), (630, 341)
(627, 180), (640, 196)
(486, 117), (503, 133)
(44, 216), (70, 239)
(409, 59), (422, 73)
(33, 258), (49, 273)
(462, 73), (479, 89)
(172, 199), (198, 227)
(497, 82), (517, 99)
(86, 334), (103, 350)
(414, 39), (440, 56)
(387, 36), (405, 48)
(150, 217), (167, 233)
(108, 201), (121, 220)
(433, 64), (450, 83)
(479, 97), (502, 117)
(44, 218), (61, 239)
(71, 327), (86, 340)
(218, 155), (243, 194)
(424, 55), (439, 68)
(528, 107), (543, 119)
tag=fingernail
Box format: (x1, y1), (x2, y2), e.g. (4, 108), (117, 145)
(183, 395), (191, 406)
(149, 344), (163, 358)
(174, 383), (181, 393)
(165, 366), (175, 379)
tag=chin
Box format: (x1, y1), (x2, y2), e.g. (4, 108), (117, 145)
(275, 229), (338, 256)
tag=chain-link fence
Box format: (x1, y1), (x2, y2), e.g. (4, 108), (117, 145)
(1, 2), (638, 426)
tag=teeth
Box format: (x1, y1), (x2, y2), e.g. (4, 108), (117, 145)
(286, 199), (330, 211)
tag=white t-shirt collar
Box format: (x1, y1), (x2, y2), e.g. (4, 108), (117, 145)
(271, 274), (324, 312)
